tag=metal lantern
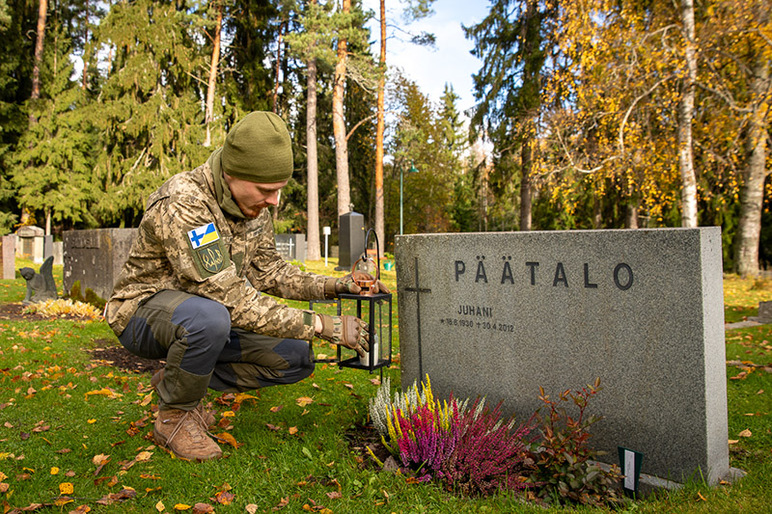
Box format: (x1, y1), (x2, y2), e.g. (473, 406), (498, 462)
(310, 229), (392, 375)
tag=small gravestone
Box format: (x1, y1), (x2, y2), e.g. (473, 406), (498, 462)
(275, 234), (307, 262)
(15, 225), (44, 259)
(1, 235), (15, 279)
(20, 256), (57, 304)
(337, 212), (365, 271)
(757, 301), (772, 323)
(396, 228), (729, 485)
(63, 229), (138, 300)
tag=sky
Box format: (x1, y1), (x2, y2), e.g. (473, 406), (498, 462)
(361, 0), (491, 114)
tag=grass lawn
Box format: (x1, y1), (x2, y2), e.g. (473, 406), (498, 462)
(0, 259), (770, 513)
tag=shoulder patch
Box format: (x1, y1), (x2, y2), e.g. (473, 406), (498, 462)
(186, 222), (229, 277)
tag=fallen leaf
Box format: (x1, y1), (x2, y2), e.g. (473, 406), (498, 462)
(69, 505), (91, 513)
(343, 383), (354, 389)
(87, 419), (97, 424)
(370, 378), (381, 386)
(51, 467), (59, 475)
(174, 504), (191, 511)
(59, 482), (74, 495)
(738, 429), (752, 438)
(296, 397), (314, 407)
(155, 501), (165, 512)
(326, 491), (342, 500)
(270, 405), (284, 413)
(92, 454), (110, 466)
(246, 504), (258, 514)
(289, 427), (299, 435)
(221, 411), (235, 418)
(192, 503), (215, 513)
(272, 496), (289, 510)
(214, 432), (242, 448)
(728, 439), (739, 444)
(266, 424), (281, 431)
(212, 490), (235, 505)
(697, 491), (707, 501)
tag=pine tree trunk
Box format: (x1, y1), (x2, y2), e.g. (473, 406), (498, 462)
(519, 140), (532, 231)
(734, 57), (769, 276)
(306, 55), (321, 261)
(374, 0), (386, 256)
(678, 0), (698, 227)
(30, 0), (48, 125)
(333, 0), (351, 217)
(204, 1), (223, 148)
(273, 19), (285, 115)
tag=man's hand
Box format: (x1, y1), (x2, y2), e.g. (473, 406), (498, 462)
(316, 314), (370, 358)
(325, 272), (390, 297)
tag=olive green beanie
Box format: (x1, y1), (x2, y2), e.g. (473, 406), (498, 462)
(221, 111), (293, 183)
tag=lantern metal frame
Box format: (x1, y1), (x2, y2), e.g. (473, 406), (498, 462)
(309, 229), (393, 375)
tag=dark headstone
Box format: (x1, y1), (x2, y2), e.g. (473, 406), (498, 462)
(20, 256), (57, 304)
(63, 229), (138, 300)
(337, 212), (365, 271)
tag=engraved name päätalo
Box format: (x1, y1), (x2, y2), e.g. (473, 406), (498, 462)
(454, 256), (634, 291)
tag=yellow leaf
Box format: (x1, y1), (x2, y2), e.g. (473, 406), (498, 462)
(270, 405), (283, 413)
(234, 393), (258, 403)
(214, 432), (242, 448)
(296, 396), (314, 407)
(136, 451), (153, 461)
(156, 500), (165, 512)
(221, 411), (235, 418)
(738, 429), (752, 438)
(0, 471), (7, 481)
(174, 504), (191, 511)
(87, 419), (97, 424)
(140, 393), (154, 406)
(92, 454), (110, 466)
(728, 439), (739, 444)
(51, 467), (59, 475)
(59, 482), (74, 495)
(697, 491), (707, 501)
(288, 427), (298, 435)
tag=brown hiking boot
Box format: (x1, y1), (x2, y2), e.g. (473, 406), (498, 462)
(150, 369), (216, 428)
(154, 408), (222, 461)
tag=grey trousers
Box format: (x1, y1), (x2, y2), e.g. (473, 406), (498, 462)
(118, 290), (314, 410)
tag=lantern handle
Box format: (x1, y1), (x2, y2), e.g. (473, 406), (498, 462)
(362, 228), (380, 282)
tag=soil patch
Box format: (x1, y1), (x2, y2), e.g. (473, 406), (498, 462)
(345, 422), (393, 469)
(88, 339), (165, 375)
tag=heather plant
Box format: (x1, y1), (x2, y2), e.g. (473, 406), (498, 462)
(528, 378), (622, 506)
(368, 376), (537, 497)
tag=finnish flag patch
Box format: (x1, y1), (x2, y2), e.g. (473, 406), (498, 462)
(187, 222), (220, 249)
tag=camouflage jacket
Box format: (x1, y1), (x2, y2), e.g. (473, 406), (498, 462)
(106, 160), (329, 340)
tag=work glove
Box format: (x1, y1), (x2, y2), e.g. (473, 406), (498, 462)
(316, 314), (370, 359)
(324, 272), (390, 297)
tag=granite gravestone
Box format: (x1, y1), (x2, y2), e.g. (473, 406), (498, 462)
(275, 234), (307, 262)
(396, 228), (729, 485)
(63, 229), (138, 300)
(1, 235), (15, 279)
(337, 212), (365, 271)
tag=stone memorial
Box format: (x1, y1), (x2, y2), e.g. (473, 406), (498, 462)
(15, 225), (44, 259)
(1, 235), (15, 279)
(337, 212), (365, 271)
(63, 229), (138, 300)
(20, 256), (57, 304)
(275, 233), (306, 262)
(396, 228), (729, 485)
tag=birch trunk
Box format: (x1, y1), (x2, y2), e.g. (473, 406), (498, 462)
(678, 0), (698, 227)
(734, 56), (769, 276)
